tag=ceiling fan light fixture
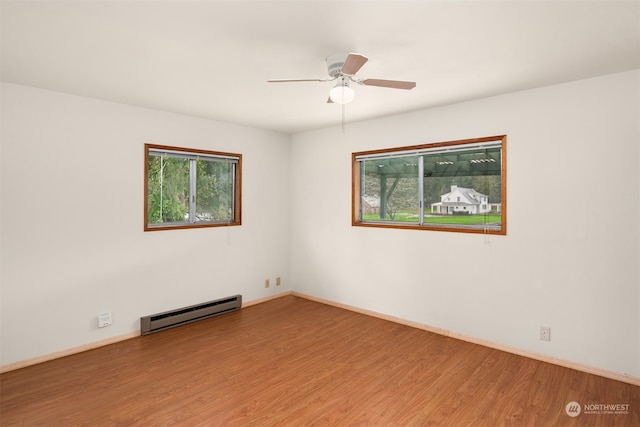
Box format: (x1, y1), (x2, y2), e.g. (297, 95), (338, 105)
(329, 79), (355, 104)
(268, 52), (416, 105)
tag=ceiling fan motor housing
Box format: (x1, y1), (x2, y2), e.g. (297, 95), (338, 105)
(326, 53), (348, 77)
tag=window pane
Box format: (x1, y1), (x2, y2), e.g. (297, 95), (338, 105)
(145, 144), (242, 231)
(361, 155), (420, 223)
(423, 147), (502, 231)
(195, 158), (234, 222)
(147, 154), (190, 225)
(353, 136), (506, 234)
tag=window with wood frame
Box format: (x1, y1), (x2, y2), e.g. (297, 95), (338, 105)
(145, 144), (242, 231)
(352, 136), (506, 235)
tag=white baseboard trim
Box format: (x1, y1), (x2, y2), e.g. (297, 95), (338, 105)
(292, 291), (640, 387)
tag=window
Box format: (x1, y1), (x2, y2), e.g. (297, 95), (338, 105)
(144, 144), (242, 231)
(352, 135), (506, 235)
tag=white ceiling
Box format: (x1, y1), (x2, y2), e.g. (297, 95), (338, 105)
(2, 1), (639, 134)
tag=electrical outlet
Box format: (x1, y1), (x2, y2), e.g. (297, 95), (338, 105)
(540, 326), (551, 341)
(276, 277), (281, 286)
(264, 279), (270, 288)
(98, 312), (112, 328)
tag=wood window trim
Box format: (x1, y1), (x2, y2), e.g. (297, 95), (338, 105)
(144, 143), (242, 231)
(352, 135), (507, 235)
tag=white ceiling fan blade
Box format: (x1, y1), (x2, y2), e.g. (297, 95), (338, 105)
(267, 78), (329, 83)
(341, 53), (368, 75)
(361, 79), (416, 90)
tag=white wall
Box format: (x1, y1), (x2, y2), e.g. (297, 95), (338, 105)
(2, 71), (639, 379)
(0, 83), (291, 366)
(290, 70), (640, 378)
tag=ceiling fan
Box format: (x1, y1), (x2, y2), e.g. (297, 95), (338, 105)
(268, 53), (416, 104)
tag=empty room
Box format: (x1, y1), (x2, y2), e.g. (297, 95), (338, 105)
(1, 1), (638, 425)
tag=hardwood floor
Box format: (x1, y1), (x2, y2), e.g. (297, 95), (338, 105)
(1, 295), (638, 426)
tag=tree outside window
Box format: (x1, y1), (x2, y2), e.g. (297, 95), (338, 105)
(145, 144), (242, 231)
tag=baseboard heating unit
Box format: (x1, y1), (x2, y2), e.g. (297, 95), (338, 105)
(141, 294), (242, 335)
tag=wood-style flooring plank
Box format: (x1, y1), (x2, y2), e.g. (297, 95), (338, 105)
(1, 295), (638, 426)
